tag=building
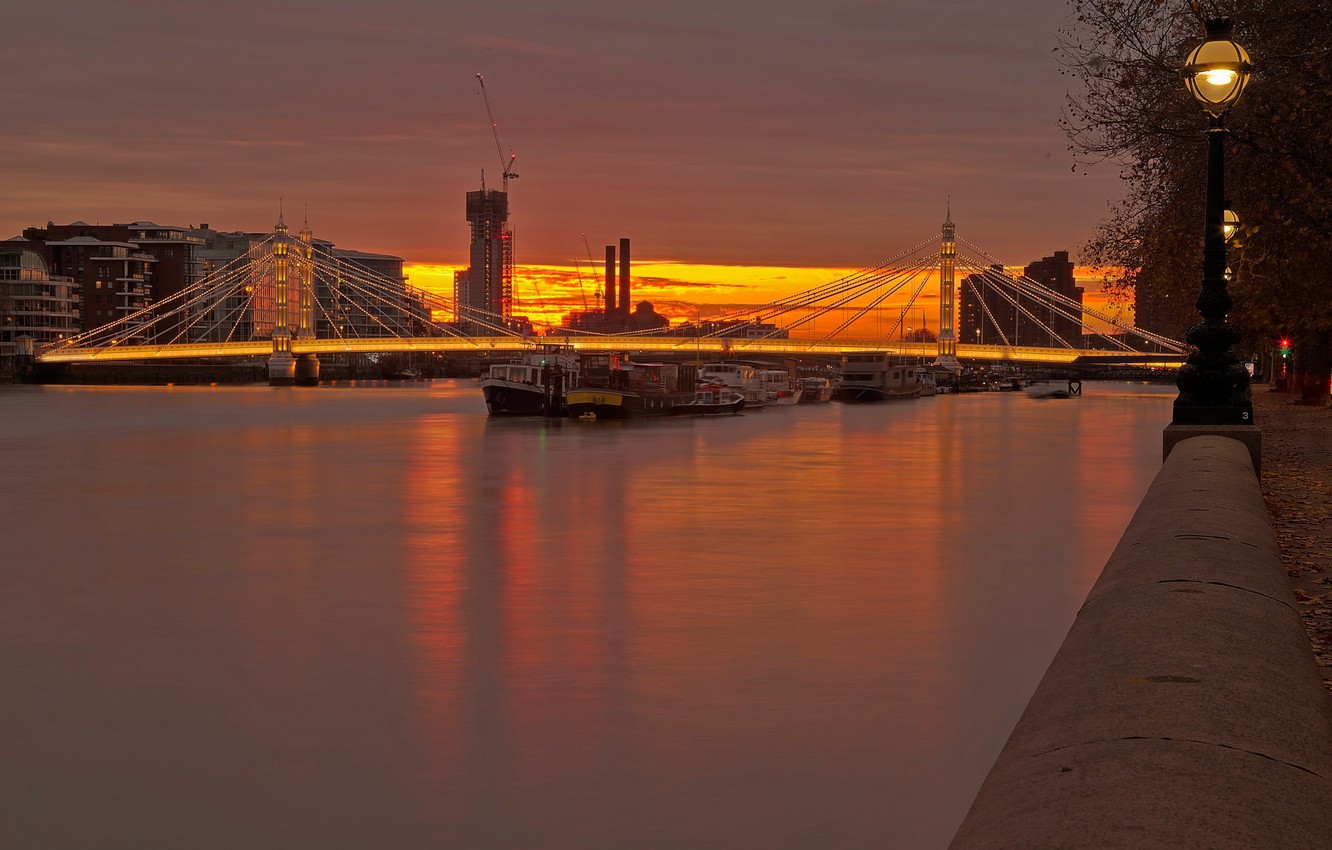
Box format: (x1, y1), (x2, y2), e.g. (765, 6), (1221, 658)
(18, 220), (203, 336)
(1132, 272), (1193, 342)
(1022, 251), (1084, 348)
(555, 237), (676, 335)
(0, 245), (77, 377)
(959, 263), (1009, 346)
(187, 221), (419, 341)
(959, 252), (1084, 348)
(329, 247), (427, 338)
(189, 224), (269, 342)
(455, 186), (512, 329)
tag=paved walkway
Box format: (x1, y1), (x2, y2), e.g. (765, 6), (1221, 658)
(1254, 388), (1332, 692)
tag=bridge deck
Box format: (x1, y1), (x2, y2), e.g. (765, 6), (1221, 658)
(36, 337), (1184, 365)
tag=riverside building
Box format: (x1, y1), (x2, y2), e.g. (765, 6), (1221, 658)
(188, 222), (423, 341)
(959, 251), (1085, 348)
(17, 221), (203, 336)
(0, 246), (77, 379)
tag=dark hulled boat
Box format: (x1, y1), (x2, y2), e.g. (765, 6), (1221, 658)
(480, 348), (578, 416)
(566, 355), (698, 419)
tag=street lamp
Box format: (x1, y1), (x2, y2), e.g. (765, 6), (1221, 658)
(1223, 208), (1242, 243)
(1172, 18), (1254, 426)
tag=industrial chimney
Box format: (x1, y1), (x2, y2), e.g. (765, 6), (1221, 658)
(618, 237), (631, 317)
(604, 245), (616, 316)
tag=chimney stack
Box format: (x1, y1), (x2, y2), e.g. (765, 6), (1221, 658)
(619, 237), (631, 317)
(604, 245), (617, 315)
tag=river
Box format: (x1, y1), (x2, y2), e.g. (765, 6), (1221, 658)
(0, 380), (1174, 849)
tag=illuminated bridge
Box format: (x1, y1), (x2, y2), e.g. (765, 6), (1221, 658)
(36, 210), (1184, 382)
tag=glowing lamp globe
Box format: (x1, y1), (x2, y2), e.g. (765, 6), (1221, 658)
(1223, 209), (1241, 242)
(1184, 20), (1252, 116)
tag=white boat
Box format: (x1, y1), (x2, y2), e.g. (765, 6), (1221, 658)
(698, 362), (767, 409)
(669, 384), (746, 416)
(918, 368), (956, 396)
(480, 348), (578, 416)
(1024, 379), (1080, 399)
(759, 369), (803, 405)
(834, 354), (921, 402)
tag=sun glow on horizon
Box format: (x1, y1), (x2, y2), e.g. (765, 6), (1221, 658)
(404, 261), (1131, 334)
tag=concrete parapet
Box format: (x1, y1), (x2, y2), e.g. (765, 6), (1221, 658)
(949, 435), (1332, 850)
(1164, 422), (1262, 478)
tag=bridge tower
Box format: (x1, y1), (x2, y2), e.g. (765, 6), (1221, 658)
(267, 207), (297, 386)
(934, 203), (960, 371)
(294, 213), (320, 386)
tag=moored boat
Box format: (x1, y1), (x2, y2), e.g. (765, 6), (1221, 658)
(698, 362), (766, 409)
(797, 376), (834, 404)
(834, 354), (921, 402)
(669, 384), (746, 416)
(565, 355), (697, 419)
(480, 347), (578, 416)
(760, 369), (803, 406)
(1024, 379), (1080, 399)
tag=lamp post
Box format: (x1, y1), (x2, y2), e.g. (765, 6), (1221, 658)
(1172, 18), (1254, 425)
(1223, 208), (1241, 243)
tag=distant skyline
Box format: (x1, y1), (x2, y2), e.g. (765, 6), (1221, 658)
(3, 0), (1126, 280)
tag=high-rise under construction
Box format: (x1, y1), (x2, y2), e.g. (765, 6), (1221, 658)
(454, 184), (512, 327)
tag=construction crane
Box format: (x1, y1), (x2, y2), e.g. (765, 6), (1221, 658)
(572, 257), (590, 311)
(582, 233), (603, 307)
(476, 73), (518, 191)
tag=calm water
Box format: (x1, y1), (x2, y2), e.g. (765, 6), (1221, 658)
(0, 380), (1174, 849)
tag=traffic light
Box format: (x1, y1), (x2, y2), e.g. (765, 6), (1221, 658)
(1279, 338), (1291, 359)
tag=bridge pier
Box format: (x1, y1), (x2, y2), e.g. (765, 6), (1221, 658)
(267, 350), (295, 386)
(295, 353), (320, 387)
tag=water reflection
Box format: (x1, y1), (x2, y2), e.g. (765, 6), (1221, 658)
(1, 381), (1174, 849)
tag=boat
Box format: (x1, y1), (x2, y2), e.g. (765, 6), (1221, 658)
(697, 362), (767, 409)
(565, 355), (698, 419)
(797, 377), (834, 404)
(917, 368), (947, 396)
(1025, 379), (1080, 399)
(760, 369), (803, 406)
(834, 354), (922, 402)
(669, 384), (746, 416)
(480, 348), (578, 416)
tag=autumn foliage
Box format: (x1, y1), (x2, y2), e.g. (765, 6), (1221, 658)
(1059, 0), (1332, 402)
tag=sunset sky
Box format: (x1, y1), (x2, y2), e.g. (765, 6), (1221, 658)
(2, 0), (1132, 321)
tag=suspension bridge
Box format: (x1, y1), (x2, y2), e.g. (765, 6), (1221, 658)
(35, 210), (1185, 383)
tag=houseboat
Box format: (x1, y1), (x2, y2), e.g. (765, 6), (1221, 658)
(565, 355), (698, 419)
(834, 354), (922, 402)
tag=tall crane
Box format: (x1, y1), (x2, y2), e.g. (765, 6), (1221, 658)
(582, 233), (602, 307)
(476, 73), (518, 192)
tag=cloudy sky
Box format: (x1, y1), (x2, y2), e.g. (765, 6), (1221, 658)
(2, 0), (1125, 280)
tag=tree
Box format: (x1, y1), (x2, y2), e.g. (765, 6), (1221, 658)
(1059, 0), (1332, 404)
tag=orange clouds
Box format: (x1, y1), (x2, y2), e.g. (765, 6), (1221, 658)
(404, 261), (1132, 334)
